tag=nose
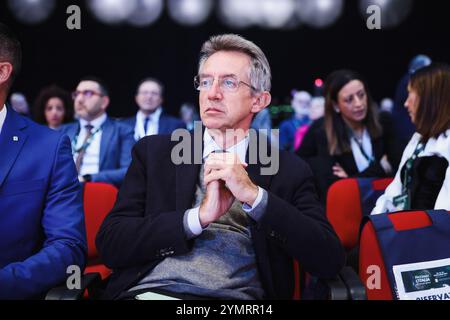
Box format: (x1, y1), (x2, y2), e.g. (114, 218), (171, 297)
(207, 78), (223, 100)
(404, 96), (410, 109)
(75, 94), (84, 105)
(354, 95), (363, 108)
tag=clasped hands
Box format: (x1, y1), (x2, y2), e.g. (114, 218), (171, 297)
(199, 152), (259, 228)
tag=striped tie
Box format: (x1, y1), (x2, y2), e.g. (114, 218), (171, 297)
(75, 124), (94, 174)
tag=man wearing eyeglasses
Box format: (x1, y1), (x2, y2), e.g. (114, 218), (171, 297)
(60, 76), (135, 187)
(0, 23), (86, 299)
(97, 34), (345, 300)
(122, 78), (185, 141)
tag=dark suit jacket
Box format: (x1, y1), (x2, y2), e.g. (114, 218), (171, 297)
(96, 131), (345, 300)
(122, 112), (186, 140)
(60, 117), (135, 187)
(0, 107), (86, 299)
(296, 115), (402, 201)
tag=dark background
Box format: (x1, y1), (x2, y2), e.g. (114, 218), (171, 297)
(1, 0), (449, 122)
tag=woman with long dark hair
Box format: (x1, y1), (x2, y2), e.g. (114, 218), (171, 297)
(297, 70), (400, 201)
(372, 63), (450, 213)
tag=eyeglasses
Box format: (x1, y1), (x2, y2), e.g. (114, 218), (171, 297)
(137, 90), (161, 97)
(194, 75), (257, 93)
(72, 90), (104, 100)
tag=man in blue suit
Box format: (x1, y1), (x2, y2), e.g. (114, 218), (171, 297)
(122, 78), (185, 141)
(60, 77), (135, 187)
(0, 23), (87, 299)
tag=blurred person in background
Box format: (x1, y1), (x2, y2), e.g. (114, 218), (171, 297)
(297, 70), (401, 202)
(122, 78), (185, 141)
(380, 98), (394, 114)
(279, 90), (312, 151)
(9, 92), (30, 117)
(33, 85), (73, 129)
(293, 96), (325, 152)
(60, 76), (135, 187)
(179, 102), (200, 131)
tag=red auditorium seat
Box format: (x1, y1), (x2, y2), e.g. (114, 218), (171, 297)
(83, 182), (118, 280)
(326, 178), (393, 249)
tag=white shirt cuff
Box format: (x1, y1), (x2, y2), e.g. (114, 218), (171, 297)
(242, 186), (264, 212)
(186, 207), (204, 237)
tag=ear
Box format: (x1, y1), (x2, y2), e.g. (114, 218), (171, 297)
(101, 96), (110, 110)
(251, 92), (272, 114)
(0, 62), (13, 87)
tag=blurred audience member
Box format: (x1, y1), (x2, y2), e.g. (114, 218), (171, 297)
(380, 98), (394, 114)
(251, 107), (272, 132)
(122, 78), (185, 141)
(279, 90), (312, 151)
(33, 85), (73, 129)
(9, 92), (30, 117)
(251, 107), (277, 147)
(297, 70), (401, 201)
(309, 96), (325, 121)
(293, 96), (325, 151)
(60, 77), (135, 187)
(179, 102), (200, 131)
(373, 63), (450, 214)
(392, 54), (432, 149)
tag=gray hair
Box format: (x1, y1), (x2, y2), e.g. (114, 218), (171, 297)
(198, 34), (271, 93)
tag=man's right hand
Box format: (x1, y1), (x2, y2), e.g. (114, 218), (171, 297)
(198, 179), (235, 228)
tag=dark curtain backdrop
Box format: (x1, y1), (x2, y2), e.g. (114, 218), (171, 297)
(1, 0), (449, 120)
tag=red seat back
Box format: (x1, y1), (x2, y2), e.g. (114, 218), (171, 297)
(359, 211), (436, 300)
(326, 178), (393, 249)
(83, 182), (118, 261)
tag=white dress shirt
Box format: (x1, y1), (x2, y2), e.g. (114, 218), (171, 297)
(74, 113), (107, 176)
(134, 108), (162, 141)
(0, 105), (7, 135)
(350, 128), (374, 173)
(186, 129), (266, 236)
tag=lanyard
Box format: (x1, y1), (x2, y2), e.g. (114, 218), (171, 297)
(71, 126), (102, 154)
(401, 141), (425, 194)
(352, 136), (375, 164)
(393, 141), (425, 210)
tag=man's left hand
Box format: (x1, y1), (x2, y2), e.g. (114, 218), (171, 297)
(204, 152), (259, 206)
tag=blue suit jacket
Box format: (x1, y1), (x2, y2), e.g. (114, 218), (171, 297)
(60, 117), (135, 187)
(0, 107), (87, 299)
(122, 112), (186, 141)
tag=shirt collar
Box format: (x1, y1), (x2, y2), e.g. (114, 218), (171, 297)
(137, 107), (162, 122)
(80, 113), (107, 131)
(0, 105), (7, 135)
(203, 129), (249, 164)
